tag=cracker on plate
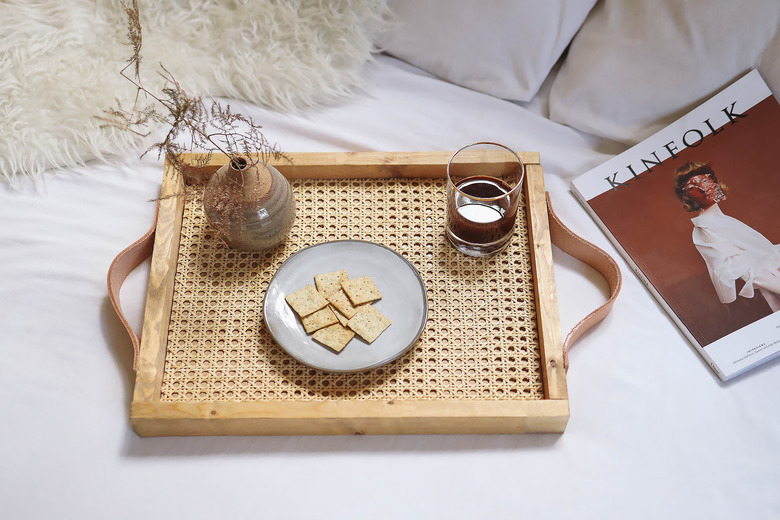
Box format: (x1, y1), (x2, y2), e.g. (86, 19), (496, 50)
(285, 284), (329, 317)
(301, 305), (339, 334)
(331, 305), (350, 327)
(341, 276), (382, 305)
(324, 288), (363, 319)
(312, 323), (356, 352)
(347, 304), (391, 343)
(314, 270), (349, 295)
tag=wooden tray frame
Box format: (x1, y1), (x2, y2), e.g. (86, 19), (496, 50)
(130, 151), (568, 436)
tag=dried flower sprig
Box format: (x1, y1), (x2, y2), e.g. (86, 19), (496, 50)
(98, 0), (285, 173)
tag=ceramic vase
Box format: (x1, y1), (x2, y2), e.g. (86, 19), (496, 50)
(203, 157), (296, 251)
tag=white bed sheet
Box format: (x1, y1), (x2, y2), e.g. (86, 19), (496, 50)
(1, 55), (778, 520)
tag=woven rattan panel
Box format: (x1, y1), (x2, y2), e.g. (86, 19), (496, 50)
(161, 178), (544, 402)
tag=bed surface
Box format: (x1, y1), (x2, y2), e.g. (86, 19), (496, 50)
(1, 54), (778, 519)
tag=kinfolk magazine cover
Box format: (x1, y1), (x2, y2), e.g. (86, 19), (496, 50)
(571, 70), (780, 381)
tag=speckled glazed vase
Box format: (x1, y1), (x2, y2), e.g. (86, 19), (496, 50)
(203, 157), (296, 251)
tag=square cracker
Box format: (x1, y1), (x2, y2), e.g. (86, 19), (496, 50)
(324, 288), (363, 319)
(341, 276), (382, 305)
(301, 305), (339, 334)
(347, 304), (391, 343)
(312, 323), (355, 352)
(331, 305), (350, 327)
(285, 284), (328, 317)
(314, 270), (349, 294)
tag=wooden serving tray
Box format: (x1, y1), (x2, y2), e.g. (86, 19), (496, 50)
(130, 151), (567, 436)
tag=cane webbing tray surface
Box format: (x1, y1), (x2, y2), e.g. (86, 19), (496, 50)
(131, 151), (568, 436)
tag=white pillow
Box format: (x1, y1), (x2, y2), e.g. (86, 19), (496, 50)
(378, 0), (596, 102)
(549, 0), (780, 144)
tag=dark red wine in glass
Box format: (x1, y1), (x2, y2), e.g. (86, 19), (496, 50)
(446, 175), (518, 255)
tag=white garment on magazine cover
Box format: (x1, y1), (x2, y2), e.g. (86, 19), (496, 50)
(691, 203), (780, 312)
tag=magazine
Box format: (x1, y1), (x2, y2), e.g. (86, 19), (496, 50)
(571, 69), (780, 381)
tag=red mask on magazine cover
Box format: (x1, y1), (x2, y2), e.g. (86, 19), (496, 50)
(684, 174), (726, 209)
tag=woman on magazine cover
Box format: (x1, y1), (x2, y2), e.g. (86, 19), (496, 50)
(674, 161), (780, 312)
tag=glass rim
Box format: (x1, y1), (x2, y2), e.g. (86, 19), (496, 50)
(446, 141), (525, 201)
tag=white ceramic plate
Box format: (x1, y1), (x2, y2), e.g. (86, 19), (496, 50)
(263, 241), (428, 372)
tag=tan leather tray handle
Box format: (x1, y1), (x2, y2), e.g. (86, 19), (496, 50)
(107, 195), (620, 372)
(545, 193), (622, 370)
(107, 203), (159, 370)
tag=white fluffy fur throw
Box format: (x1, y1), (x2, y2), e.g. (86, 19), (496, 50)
(0, 0), (388, 180)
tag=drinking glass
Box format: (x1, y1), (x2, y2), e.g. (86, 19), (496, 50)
(445, 142), (525, 257)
